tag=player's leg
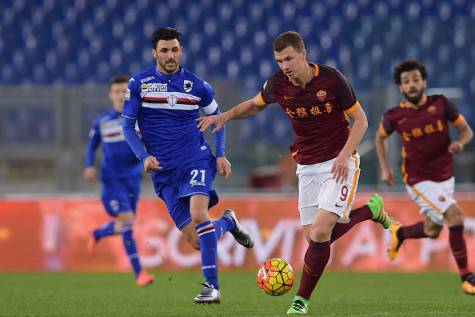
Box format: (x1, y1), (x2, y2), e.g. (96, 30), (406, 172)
(122, 178), (154, 287)
(444, 203), (475, 294)
(388, 180), (448, 261)
(88, 180), (122, 253)
(288, 209), (338, 315)
(190, 194), (221, 304)
(289, 158), (345, 314)
(330, 193), (391, 243)
(178, 205), (252, 249)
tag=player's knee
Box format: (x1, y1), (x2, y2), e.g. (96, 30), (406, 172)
(310, 225), (332, 242)
(190, 212), (210, 225)
(425, 227), (442, 239)
(444, 205), (464, 227)
(117, 212), (134, 223)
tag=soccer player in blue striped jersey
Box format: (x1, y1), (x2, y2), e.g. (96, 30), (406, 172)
(83, 75), (155, 287)
(122, 27), (254, 304)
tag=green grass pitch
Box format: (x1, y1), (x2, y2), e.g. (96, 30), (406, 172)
(0, 271), (472, 316)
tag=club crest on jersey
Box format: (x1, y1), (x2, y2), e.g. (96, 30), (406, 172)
(427, 105), (436, 114)
(167, 94), (178, 106)
(184, 80), (193, 92)
(316, 90), (327, 101)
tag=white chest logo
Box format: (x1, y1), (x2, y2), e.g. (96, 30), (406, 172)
(167, 94), (178, 106)
(184, 80), (193, 92)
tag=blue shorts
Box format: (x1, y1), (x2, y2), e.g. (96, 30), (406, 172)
(101, 177), (141, 217)
(151, 158), (219, 230)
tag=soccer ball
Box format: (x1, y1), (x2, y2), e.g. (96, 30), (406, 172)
(257, 258), (294, 296)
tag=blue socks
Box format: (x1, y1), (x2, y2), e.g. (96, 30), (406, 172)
(121, 223), (142, 277)
(196, 221), (219, 289)
(93, 221), (117, 240)
(213, 216), (236, 239)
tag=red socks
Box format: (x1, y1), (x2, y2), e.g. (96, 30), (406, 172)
(297, 240), (330, 300)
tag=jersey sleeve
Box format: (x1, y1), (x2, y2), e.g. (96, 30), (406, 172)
(123, 78), (141, 120)
(258, 78), (276, 105)
(334, 70), (360, 115)
(442, 96), (464, 127)
(380, 112), (394, 138)
(197, 81), (226, 157)
(85, 118), (101, 167)
(198, 81), (219, 115)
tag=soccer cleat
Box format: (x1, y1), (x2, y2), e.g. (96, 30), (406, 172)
(87, 235), (98, 254)
(367, 193), (391, 229)
(223, 209), (254, 248)
(462, 273), (475, 295)
(194, 282), (221, 304)
(136, 270), (155, 287)
(387, 221), (403, 261)
(287, 295), (309, 315)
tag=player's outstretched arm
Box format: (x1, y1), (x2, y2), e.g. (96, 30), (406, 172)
(332, 106), (368, 183)
(83, 121), (101, 181)
(374, 124), (395, 186)
(197, 93), (265, 133)
(449, 118), (473, 154)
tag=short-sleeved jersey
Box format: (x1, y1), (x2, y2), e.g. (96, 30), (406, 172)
(123, 66), (219, 170)
(258, 63), (361, 164)
(380, 95), (465, 186)
(86, 110), (142, 180)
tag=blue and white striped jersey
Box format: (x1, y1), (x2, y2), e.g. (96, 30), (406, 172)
(86, 110), (142, 180)
(123, 66), (224, 170)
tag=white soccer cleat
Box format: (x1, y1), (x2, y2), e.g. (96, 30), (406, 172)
(194, 282), (221, 304)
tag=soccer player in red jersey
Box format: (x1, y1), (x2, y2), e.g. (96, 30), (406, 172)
(375, 60), (475, 295)
(198, 31), (392, 314)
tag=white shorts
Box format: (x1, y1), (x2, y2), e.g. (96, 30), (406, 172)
(405, 177), (456, 226)
(297, 153), (360, 226)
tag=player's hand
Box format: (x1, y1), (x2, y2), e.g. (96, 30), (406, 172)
(83, 167), (96, 181)
(381, 168), (396, 186)
(331, 154), (349, 184)
(197, 114), (225, 133)
(448, 141), (464, 154)
(144, 155), (162, 173)
(217, 156), (232, 180)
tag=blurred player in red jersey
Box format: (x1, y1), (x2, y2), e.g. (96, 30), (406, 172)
(198, 31), (392, 314)
(375, 60), (475, 295)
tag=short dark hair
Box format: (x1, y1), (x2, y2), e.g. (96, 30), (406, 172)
(273, 31), (305, 53)
(152, 27), (182, 48)
(109, 75), (128, 89)
(393, 60), (427, 85)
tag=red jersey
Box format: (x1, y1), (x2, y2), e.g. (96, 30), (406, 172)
(258, 63), (361, 165)
(380, 95), (464, 186)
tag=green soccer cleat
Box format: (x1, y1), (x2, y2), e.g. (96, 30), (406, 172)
(367, 193), (391, 229)
(287, 295), (309, 315)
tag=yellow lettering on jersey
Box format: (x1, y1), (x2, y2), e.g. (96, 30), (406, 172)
(436, 120), (444, 132)
(411, 128), (423, 138)
(424, 124), (435, 134)
(402, 131), (412, 142)
(285, 108), (296, 118)
(296, 107), (308, 118)
(310, 106), (321, 116)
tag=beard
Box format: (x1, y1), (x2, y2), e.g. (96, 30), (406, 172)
(158, 60), (179, 74)
(403, 90), (424, 104)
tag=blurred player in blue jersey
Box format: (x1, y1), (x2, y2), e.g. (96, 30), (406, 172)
(122, 27), (254, 303)
(83, 75), (155, 287)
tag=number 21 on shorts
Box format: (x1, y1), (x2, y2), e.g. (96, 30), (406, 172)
(190, 169), (206, 186)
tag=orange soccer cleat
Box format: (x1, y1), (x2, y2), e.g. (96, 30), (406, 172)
(136, 270), (155, 287)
